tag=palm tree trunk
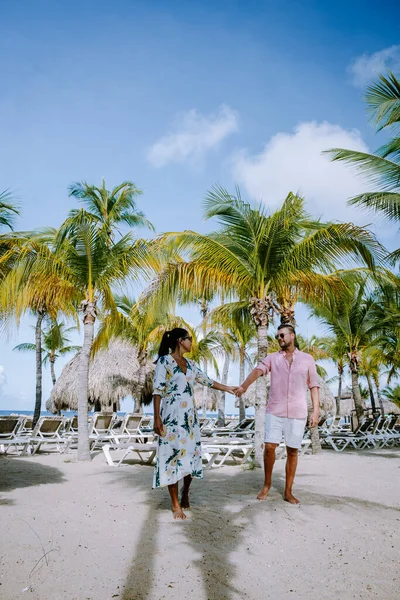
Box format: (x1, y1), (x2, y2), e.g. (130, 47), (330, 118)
(77, 306), (95, 461)
(217, 353), (230, 427)
(33, 310), (45, 427)
(350, 366), (364, 421)
(202, 359), (208, 418)
(134, 360), (146, 414)
(238, 348), (246, 423)
(50, 356), (57, 386)
(372, 373), (385, 418)
(254, 324), (268, 466)
(366, 374), (377, 413)
(309, 419), (322, 454)
(336, 365), (343, 416)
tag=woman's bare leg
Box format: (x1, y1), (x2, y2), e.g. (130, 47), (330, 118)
(180, 475), (192, 509)
(168, 482), (186, 519)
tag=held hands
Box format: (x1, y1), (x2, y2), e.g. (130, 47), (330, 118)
(234, 386), (246, 397)
(226, 386), (240, 395)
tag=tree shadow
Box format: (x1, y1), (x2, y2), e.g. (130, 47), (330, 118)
(104, 450), (400, 599)
(109, 465), (269, 600)
(0, 457), (65, 493)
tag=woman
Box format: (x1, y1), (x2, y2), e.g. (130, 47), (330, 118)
(153, 327), (237, 519)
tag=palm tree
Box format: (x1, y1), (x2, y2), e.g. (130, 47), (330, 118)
(0, 189), (19, 232)
(207, 305), (256, 422)
(326, 72), (400, 261)
(61, 180), (154, 243)
(310, 275), (384, 420)
(382, 384), (400, 408)
(319, 335), (348, 415)
(0, 230), (80, 425)
(94, 294), (191, 411)
(14, 320), (80, 386)
(149, 187), (384, 463)
(51, 219), (156, 460)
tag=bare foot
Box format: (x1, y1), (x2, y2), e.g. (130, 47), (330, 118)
(172, 505), (187, 520)
(284, 492), (300, 504)
(257, 484), (271, 500)
(181, 491), (190, 509)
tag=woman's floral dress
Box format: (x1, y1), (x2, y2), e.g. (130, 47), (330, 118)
(152, 354), (214, 488)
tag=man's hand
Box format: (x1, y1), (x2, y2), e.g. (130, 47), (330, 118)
(154, 416), (165, 437)
(235, 386), (246, 397)
(309, 411), (319, 428)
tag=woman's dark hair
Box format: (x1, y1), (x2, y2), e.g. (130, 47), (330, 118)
(157, 328), (189, 359)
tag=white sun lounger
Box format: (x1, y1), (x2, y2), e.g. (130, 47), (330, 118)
(103, 442), (158, 467)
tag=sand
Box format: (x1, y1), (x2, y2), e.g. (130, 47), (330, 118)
(0, 448), (399, 600)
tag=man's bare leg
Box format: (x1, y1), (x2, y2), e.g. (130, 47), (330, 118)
(168, 482), (186, 519)
(257, 443), (278, 500)
(180, 475), (192, 509)
(284, 446), (300, 504)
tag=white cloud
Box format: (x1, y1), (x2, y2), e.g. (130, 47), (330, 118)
(348, 45), (400, 87)
(232, 121), (370, 223)
(147, 104), (238, 167)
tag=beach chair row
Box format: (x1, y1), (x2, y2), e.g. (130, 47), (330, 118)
(0, 413), (155, 456)
(320, 414), (400, 452)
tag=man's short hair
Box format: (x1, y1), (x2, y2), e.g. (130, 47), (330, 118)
(277, 323), (296, 334)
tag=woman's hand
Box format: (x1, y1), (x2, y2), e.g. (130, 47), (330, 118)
(154, 416), (164, 437)
(226, 386), (239, 395)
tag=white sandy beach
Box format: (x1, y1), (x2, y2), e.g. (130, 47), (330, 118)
(0, 449), (399, 600)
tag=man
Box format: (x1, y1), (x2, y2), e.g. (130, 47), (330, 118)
(235, 324), (319, 504)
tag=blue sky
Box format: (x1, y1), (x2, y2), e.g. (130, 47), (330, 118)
(1, 0), (399, 412)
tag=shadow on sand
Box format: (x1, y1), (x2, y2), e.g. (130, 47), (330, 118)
(105, 448), (400, 600)
(0, 456), (65, 494)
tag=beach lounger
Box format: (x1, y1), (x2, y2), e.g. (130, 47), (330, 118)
(321, 417), (374, 452)
(102, 442), (158, 467)
(23, 416), (70, 454)
(0, 416), (31, 455)
(201, 442), (254, 468)
(111, 413), (153, 443)
(89, 412), (118, 450)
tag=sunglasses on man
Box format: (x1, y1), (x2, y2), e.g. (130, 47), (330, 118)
(275, 329), (295, 340)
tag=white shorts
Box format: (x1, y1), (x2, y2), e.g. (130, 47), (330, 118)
(264, 413), (307, 449)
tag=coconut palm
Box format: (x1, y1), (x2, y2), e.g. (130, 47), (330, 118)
(94, 294), (191, 411)
(0, 190), (19, 232)
(206, 305), (256, 422)
(14, 320), (80, 386)
(310, 275), (385, 420)
(0, 230), (80, 425)
(60, 180), (154, 244)
(151, 187), (384, 462)
(382, 384), (400, 408)
(318, 335), (348, 415)
(326, 72), (400, 261)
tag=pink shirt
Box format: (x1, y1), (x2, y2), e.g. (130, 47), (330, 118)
(256, 349), (319, 419)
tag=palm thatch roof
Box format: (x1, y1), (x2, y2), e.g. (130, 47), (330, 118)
(235, 374), (336, 416)
(381, 400), (400, 415)
(46, 339), (153, 413)
(193, 385), (219, 411)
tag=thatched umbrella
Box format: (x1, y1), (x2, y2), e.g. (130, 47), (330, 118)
(193, 385), (219, 411)
(235, 374), (336, 417)
(380, 400), (400, 415)
(46, 339), (152, 413)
